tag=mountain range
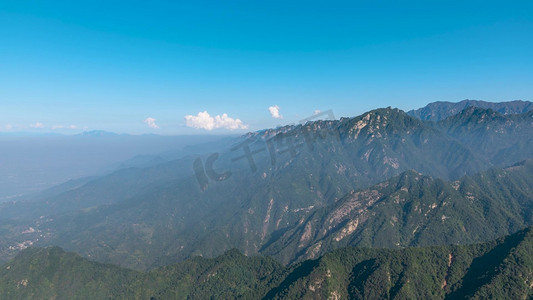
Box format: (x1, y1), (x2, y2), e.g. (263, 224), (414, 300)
(1, 103), (532, 272)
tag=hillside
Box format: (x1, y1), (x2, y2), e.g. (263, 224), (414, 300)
(261, 159), (533, 264)
(436, 107), (533, 166)
(2, 227), (533, 299)
(268, 225), (533, 299)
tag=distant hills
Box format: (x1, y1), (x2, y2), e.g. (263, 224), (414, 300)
(2, 226), (532, 299)
(1, 105), (532, 270)
(408, 99), (533, 121)
(0, 130), (120, 137)
(75, 130), (121, 136)
(0, 133), (230, 201)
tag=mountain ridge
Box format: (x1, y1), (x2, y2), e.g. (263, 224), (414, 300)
(2, 226), (533, 299)
(408, 99), (533, 121)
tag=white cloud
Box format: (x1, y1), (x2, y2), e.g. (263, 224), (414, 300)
(214, 113), (248, 130)
(184, 111), (248, 131)
(314, 110), (321, 115)
(269, 105), (282, 119)
(186, 111), (215, 130)
(5, 124), (12, 130)
(143, 117), (160, 129)
(69, 125), (77, 129)
(30, 122), (45, 129)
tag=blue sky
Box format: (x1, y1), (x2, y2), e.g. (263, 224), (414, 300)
(1, 0), (532, 134)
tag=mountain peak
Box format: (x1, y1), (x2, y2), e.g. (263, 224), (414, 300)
(341, 107), (422, 139)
